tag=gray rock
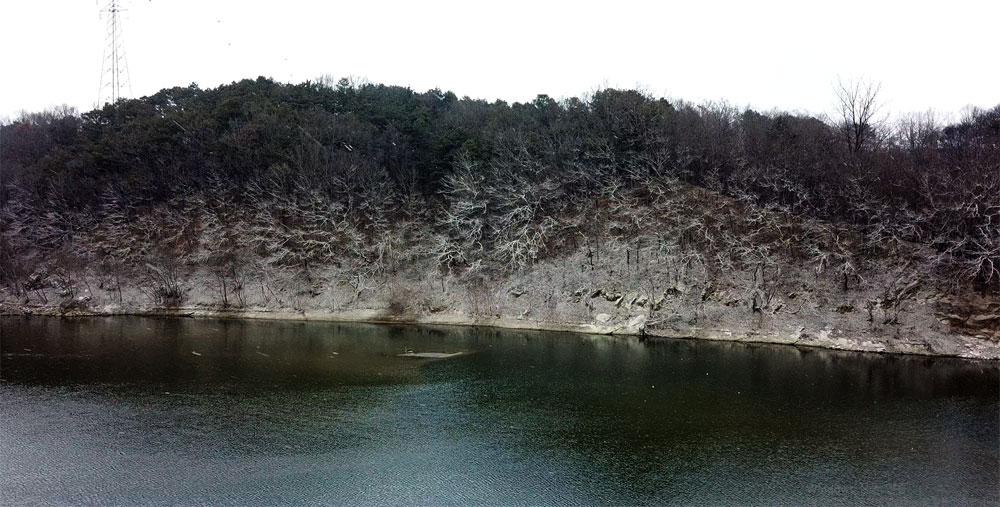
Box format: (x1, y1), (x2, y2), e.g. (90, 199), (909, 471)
(624, 314), (647, 334)
(652, 296), (665, 311)
(968, 314), (1000, 323)
(25, 270), (48, 290)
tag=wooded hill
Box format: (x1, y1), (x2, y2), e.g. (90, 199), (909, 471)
(2, 77), (997, 298)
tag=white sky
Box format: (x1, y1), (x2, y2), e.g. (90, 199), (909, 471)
(1, 0), (998, 121)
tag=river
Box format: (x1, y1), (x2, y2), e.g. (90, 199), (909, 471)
(1, 316), (997, 505)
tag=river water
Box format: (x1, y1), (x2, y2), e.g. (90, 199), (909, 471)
(1, 316), (997, 506)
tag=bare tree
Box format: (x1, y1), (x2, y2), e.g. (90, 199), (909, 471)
(834, 77), (887, 153)
(894, 109), (940, 152)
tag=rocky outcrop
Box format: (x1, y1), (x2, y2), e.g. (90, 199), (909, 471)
(3, 203), (998, 361)
(4, 264), (998, 360)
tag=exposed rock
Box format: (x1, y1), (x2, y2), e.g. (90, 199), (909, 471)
(652, 296), (665, 311)
(622, 314), (647, 334)
(968, 314), (1000, 324)
(25, 271), (48, 291)
(4, 220), (999, 360)
(58, 298), (88, 312)
(937, 313), (965, 324)
(884, 280), (921, 306)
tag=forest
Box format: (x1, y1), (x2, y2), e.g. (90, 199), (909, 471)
(1, 76), (998, 303)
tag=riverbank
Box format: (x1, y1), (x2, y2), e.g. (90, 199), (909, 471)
(3, 180), (998, 361)
(4, 297), (998, 360)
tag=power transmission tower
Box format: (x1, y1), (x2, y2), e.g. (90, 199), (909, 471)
(97, 0), (133, 107)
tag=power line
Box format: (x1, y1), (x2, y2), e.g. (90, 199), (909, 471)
(96, 0), (132, 108)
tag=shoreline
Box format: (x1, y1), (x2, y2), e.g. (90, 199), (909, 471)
(4, 303), (998, 361)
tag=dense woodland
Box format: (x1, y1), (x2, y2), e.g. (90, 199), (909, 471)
(2, 76), (998, 298)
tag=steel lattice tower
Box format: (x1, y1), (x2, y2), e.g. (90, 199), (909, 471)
(97, 0), (132, 107)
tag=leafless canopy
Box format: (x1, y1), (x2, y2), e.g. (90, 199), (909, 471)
(834, 77), (886, 153)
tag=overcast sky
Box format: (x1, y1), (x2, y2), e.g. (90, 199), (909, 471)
(2, 0), (997, 121)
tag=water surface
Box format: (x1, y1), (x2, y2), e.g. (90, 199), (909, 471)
(1, 316), (997, 505)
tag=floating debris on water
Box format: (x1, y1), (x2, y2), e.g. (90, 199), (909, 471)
(397, 352), (463, 359)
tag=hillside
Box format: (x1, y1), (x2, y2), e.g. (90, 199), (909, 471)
(2, 77), (998, 358)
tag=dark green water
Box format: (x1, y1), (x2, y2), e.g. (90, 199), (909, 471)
(1, 316), (997, 506)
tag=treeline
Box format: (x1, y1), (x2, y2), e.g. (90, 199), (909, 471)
(1, 76), (998, 292)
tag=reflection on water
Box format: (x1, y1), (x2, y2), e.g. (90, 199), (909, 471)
(1, 316), (998, 506)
